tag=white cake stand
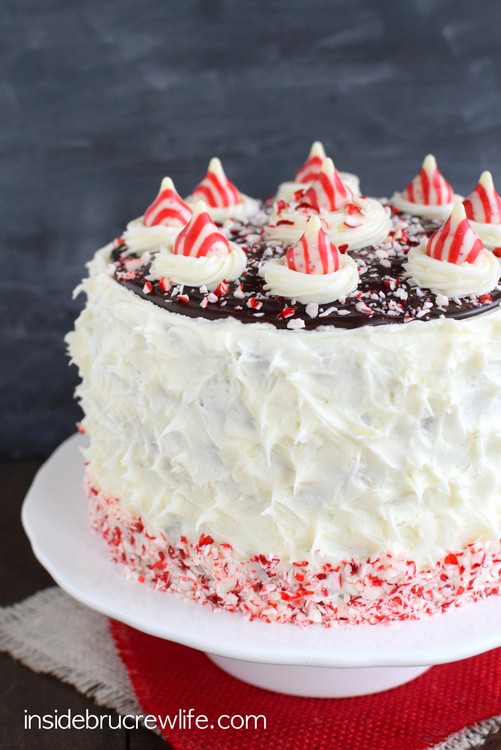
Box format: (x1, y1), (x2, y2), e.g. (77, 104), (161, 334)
(22, 434), (501, 698)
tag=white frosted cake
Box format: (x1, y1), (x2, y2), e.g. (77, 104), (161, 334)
(67, 145), (501, 626)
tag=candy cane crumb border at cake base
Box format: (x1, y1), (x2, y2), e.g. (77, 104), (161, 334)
(88, 485), (501, 628)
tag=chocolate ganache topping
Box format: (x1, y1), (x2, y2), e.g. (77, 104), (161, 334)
(110, 202), (501, 331)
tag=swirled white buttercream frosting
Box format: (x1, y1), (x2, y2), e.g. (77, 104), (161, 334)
(327, 198), (391, 250)
(259, 254), (359, 304)
(391, 193), (464, 220)
(67, 258), (501, 568)
(404, 245), (500, 297)
(467, 220), (501, 251)
(122, 217), (182, 255)
(186, 193), (261, 223)
(150, 244), (247, 290)
(265, 197), (391, 250)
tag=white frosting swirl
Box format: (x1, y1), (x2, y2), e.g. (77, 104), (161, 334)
(327, 198), (391, 250)
(391, 192), (464, 220)
(468, 219), (501, 251)
(259, 254), (359, 304)
(185, 194), (260, 223)
(265, 206), (327, 243)
(276, 171), (361, 202)
(265, 198), (391, 250)
(123, 217), (182, 255)
(149, 243), (247, 290)
(404, 245), (500, 297)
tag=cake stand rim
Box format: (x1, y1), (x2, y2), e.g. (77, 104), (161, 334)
(21, 433), (501, 669)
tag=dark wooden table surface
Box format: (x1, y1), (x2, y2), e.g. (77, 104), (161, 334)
(1, 460), (500, 750)
(0, 461), (170, 750)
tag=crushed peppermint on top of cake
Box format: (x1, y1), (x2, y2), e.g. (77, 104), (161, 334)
(110, 202), (501, 330)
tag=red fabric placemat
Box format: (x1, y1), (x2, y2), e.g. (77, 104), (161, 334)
(110, 619), (501, 750)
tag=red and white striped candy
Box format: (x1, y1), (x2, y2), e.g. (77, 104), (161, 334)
(191, 157), (240, 208)
(293, 141), (326, 183)
(173, 200), (230, 257)
(301, 158), (353, 212)
(286, 215), (341, 274)
(463, 171), (501, 224)
(143, 177), (193, 227)
(426, 203), (484, 264)
(402, 154), (454, 206)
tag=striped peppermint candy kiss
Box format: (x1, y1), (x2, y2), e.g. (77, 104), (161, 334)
(426, 203), (484, 264)
(173, 200), (230, 258)
(402, 154), (454, 206)
(286, 215), (342, 274)
(192, 157), (240, 208)
(301, 158), (353, 212)
(143, 177), (193, 227)
(463, 171), (501, 224)
(293, 141), (326, 183)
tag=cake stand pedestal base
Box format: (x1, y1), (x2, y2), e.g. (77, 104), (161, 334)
(206, 654), (431, 698)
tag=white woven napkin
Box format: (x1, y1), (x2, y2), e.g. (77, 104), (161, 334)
(0, 587), (499, 749)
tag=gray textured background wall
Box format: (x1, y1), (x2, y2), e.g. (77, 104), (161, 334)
(2, 0), (501, 458)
